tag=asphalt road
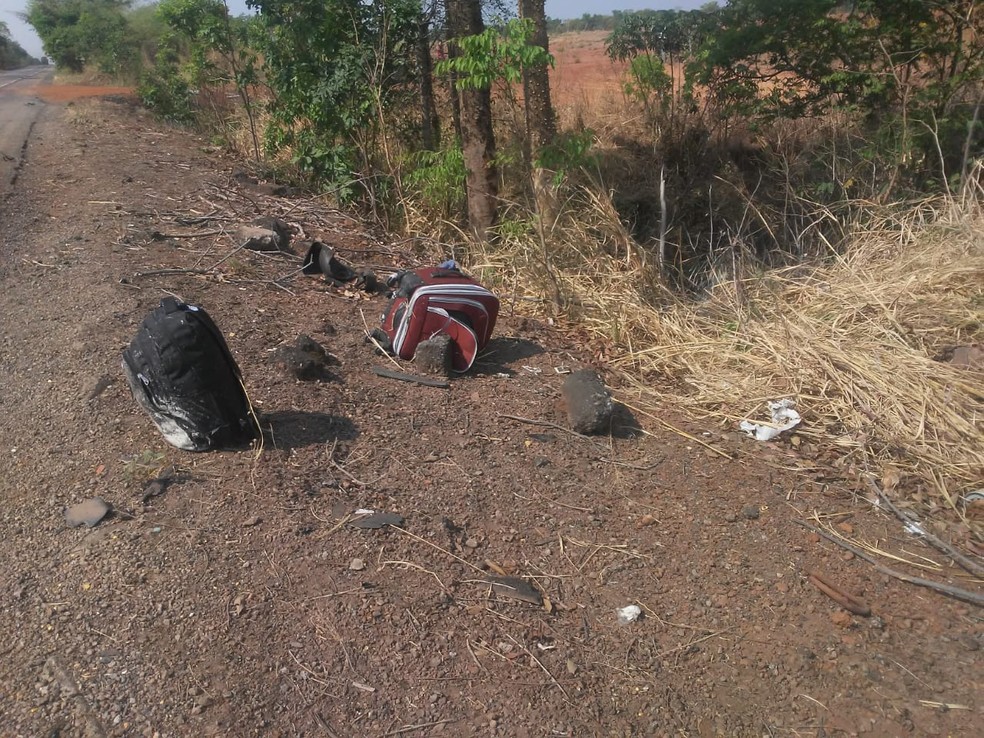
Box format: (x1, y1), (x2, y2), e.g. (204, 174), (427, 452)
(0, 66), (53, 197)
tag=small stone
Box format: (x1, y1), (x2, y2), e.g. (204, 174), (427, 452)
(725, 512), (738, 523)
(742, 505), (760, 520)
(65, 498), (111, 528)
(533, 456), (550, 468)
(464, 538), (480, 549)
(636, 514), (658, 528)
(830, 610), (852, 628)
(836, 521), (854, 534)
(236, 224), (282, 252)
(349, 558), (366, 572)
(242, 516), (261, 527)
(566, 659), (577, 675)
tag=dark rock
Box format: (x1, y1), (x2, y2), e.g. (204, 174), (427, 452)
(742, 505), (761, 520)
(415, 334), (452, 376)
(273, 335), (337, 381)
(561, 369), (615, 434)
(65, 498), (110, 528)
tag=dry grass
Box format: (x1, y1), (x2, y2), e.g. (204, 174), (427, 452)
(468, 186), (984, 519)
(205, 35), (983, 517)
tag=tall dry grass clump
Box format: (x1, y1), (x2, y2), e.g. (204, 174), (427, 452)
(473, 186), (984, 517)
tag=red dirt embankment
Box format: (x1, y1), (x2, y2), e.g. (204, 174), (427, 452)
(24, 84), (134, 103)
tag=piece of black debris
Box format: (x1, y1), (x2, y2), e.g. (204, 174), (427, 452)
(301, 240), (351, 279)
(349, 511), (405, 529)
(141, 466), (178, 503)
(490, 576), (544, 606)
(65, 497), (111, 528)
(354, 267), (379, 292)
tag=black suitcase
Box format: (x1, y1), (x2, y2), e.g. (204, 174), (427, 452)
(122, 298), (258, 451)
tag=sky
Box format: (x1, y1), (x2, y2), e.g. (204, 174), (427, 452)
(0, 0), (711, 61)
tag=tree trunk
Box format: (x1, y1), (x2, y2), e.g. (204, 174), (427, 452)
(416, 10), (440, 151)
(518, 0), (558, 224)
(445, 0), (497, 239)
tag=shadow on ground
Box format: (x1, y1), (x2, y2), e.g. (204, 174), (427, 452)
(611, 402), (643, 439)
(261, 411), (359, 450)
(472, 337), (545, 376)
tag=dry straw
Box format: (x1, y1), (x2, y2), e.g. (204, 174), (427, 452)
(473, 188), (984, 518)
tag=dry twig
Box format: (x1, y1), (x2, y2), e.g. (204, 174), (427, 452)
(796, 519), (984, 607)
(865, 477), (984, 579)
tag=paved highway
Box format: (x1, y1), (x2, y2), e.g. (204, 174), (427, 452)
(0, 66), (53, 197)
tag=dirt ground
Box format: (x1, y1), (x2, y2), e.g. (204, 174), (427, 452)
(549, 31), (628, 123)
(0, 91), (981, 738)
(16, 83), (135, 103)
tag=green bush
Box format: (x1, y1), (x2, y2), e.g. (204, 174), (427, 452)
(137, 61), (193, 123)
